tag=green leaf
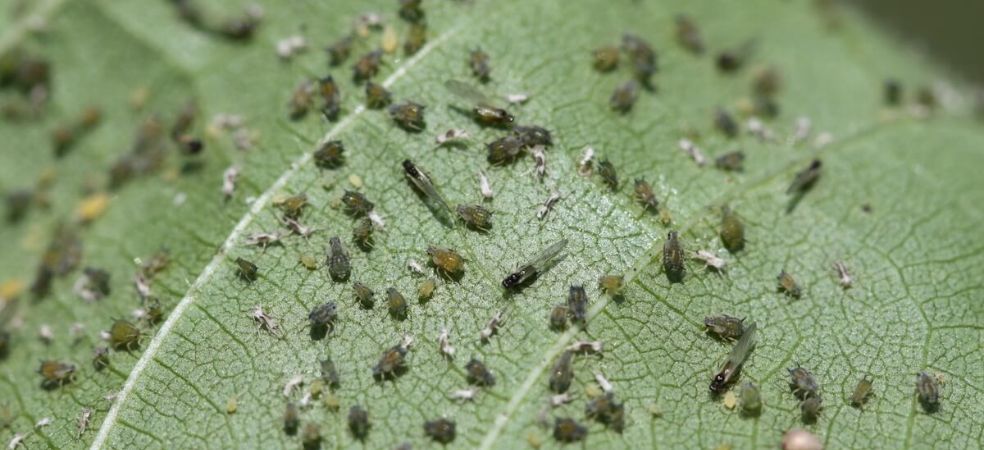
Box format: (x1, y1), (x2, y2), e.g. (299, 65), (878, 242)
(1, 0), (982, 449)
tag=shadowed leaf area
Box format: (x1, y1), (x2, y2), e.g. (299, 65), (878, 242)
(0, 0), (982, 448)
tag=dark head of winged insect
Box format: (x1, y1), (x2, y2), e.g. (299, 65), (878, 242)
(502, 239), (568, 290)
(709, 322), (757, 394)
(444, 80), (514, 128)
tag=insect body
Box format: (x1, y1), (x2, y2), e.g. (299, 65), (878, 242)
(403, 159), (454, 224)
(353, 282), (375, 308)
(800, 396), (822, 423)
(313, 140), (345, 169)
(502, 239), (568, 289)
(387, 288), (408, 320)
(663, 231), (685, 281)
(778, 270), (801, 298)
(709, 322), (757, 393)
(549, 350), (575, 393)
(465, 359), (495, 387)
(585, 392), (625, 432)
(353, 50), (383, 82)
(445, 80), (513, 127)
(469, 49), (491, 81)
(916, 371), (940, 411)
(39, 360), (75, 388)
(788, 366), (820, 400)
(850, 376), (873, 409)
(715, 151), (745, 172)
(675, 15), (704, 54)
(327, 237), (351, 281)
(424, 418), (456, 444)
(787, 159), (822, 194)
(427, 246), (465, 278)
(567, 285), (589, 325)
(365, 81), (392, 109)
(348, 405), (370, 440)
(373, 344), (408, 380)
(308, 302), (338, 333)
(317, 76), (342, 121)
(622, 33), (657, 86)
(592, 46), (619, 72)
(740, 382), (762, 415)
(549, 305), (569, 330)
(456, 204), (492, 231)
(598, 275), (624, 297)
(720, 207), (745, 252)
(553, 418), (587, 443)
(341, 190), (374, 217)
(704, 315), (745, 342)
(610, 79), (639, 113)
(389, 101), (426, 131)
(109, 319), (141, 351)
(633, 179), (659, 212)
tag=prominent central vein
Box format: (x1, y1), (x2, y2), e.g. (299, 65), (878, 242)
(89, 23), (463, 449)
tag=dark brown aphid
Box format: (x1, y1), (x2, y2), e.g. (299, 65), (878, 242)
(916, 372), (940, 411)
(365, 81), (392, 109)
(143, 298), (164, 325)
(288, 79), (315, 119)
(404, 22), (427, 55)
(663, 231), (685, 281)
(301, 423), (321, 450)
(277, 193), (308, 219)
(716, 41), (754, 73)
(170, 101), (201, 153)
(353, 50), (383, 83)
(424, 418), (456, 444)
(553, 418), (587, 443)
(321, 357), (340, 388)
(622, 33), (657, 86)
(465, 359), (495, 387)
(788, 366), (819, 399)
(308, 302), (338, 332)
(389, 101), (426, 131)
(38, 360), (75, 388)
(327, 35), (355, 66)
(753, 67), (782, 98)
(317, 76), (342, 120)
(598, 275), (624, 297)
(92, 346), (110, 371)
(715, 150), (745, 172)
(140, 249), (171, 278)
(714, 108), (739, 137)
(567, 285), (589, 325)
(549, 350), (575, 393)
(850, 376), (874, 409)
(610, 79), (639, 113)
(341, 190), (375, 217)
(348, 405), (370, 440)
(455, 204), (492, 231)
(633, 178), (659, 212)
(353, 217), (374, 249)
(283, 402), (299, 434)
(586, 392), (625, 432)
(469, 48), (491, 82)
(777, 270), (801, 299)
(327, 237), (351, 281)
(387, 288), (408, 320)
(373, 344), (407, 379)
(109, 319), (141, 351)
(427, 246), (465, 278)
(704, 315), (745, 342)
(486, 135), (525, 165)
(353, 282), (375, 308)
(313, 140), (345, 169)
(398, 0), (424, 22)
(513, 125), (553, 147)
(674, 15), (704, 54)
(883, 79), (902, 106)
(787, 159), (822, 195)
(549, 305), (568, 330)
(801, 396), (823, 423)
(597, 159), (619, 191)
(235, 257), (258, 282)
(592, 46), (620, 72)
(719, 206), (745, 252)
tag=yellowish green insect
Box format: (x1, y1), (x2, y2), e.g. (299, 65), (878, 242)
(109, 319), (141, 351)
(469, 48), (491, 81)
(720, 206), (745, 252)
(299, 254), (318, 271)
(704, 315), (745, 342)
(373, 344), (407, 379)
(777, 270), (801, 299)
(38, 360), (76, 389)
(850, 376), (874, 409)
(715, 151), (745, 172)
(740, 382), (762, 415)
(353, 50), (383, 82)
(387, 288), (408, 320)
(301, 423), (321, 449)
(404, 22), (427, 55)
(598, 275), (624, 297)
(317, 75), (341, 120)
(417, 278), (436, 301)
(352, 217), (374, 249)
(633, 179), (659, 212)
(550, 305), (568, 331)
(427, 246), (465, 278)
(592, 45), (619, 72)
(456, 204), (492, 231)
(353, 282), (374, 309)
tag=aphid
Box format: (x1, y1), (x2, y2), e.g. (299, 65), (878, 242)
(633, 179), (659, 212)
(222, 165), (239, 200)
(596, 158), (619, 191)
(320, 357), (340, 388)
(716, 41), (754, 73)
(715, 150), (745, 172)
(225, 396), (238, 414)
(781, 429), (822, 450)
(480, 311), (503, 342)
(715, 206), (745, 253)
(398, 0), (424, 22)
(592, 45), (620, 72)
(317, 76), (342, 120)
(277, 193), (308, 219)
(449, 387), (476, 401)
(352, 217), (374, 249)
(301, 423), (321, 449)
(387, 288), (408, 320)
(462, 358), (495, 387)
(216, 5), (263, 41)
(364, 81), (392, 109)
(389, 101), (426, 132)
(313, 140), (345, 169)
(678, 138), (707, 166)
(800, 396), (823, 423)
(230, 256), (258, 282)
(883, 79), (902, 106)
(92, 346), (110, 371)
(353, 50), (383, 82)
(715, 108), (739, 137)
(469, 48), (491, 81)
(536, 191), (562, 221)
(437, 328), (455, 359)
(445, 80), (514, 127)
(502, 239), (568, 289)
(373, 344), (407, 379)
(282, 402), (299, 434)
(916, 85), (937, 109)
(788, 366), (819, 400)
(38, 360), (75, 388)
(598, 275), (624, 298)
(308, 302), (338, 333)
(916, 371), (940, 411)
(456, 204), (492, 231)
(109, 319), (141, 351)
(353, 282), (375, 308)
(549, 305), (569, 331)
(585, 392), (625, 432)
(569, 341), (604, 354)
(850, 376), (873, 409)
(417, 278), (437, 302)
(76, 407), (94, 439)
(704, 314), (745, 342)
(427, 246), (464, 278)
(435, 128), (470, 146)
(478, 171), (494, 199)
(5, 189), (33, 223)
(327, 35), (354, 66)
(404, 22), (427, 55)
(249, 305), (280, 336)
(486, 135), (525, 165)
(662, 231), (685, 281)
(424, 418), (456, 444)
(553, 418), (587, 443)
(327, 237), (351, 281)
(340, 190), (375, 218)
(404, 159), (454, 222)
(833, 261), (853, 288)
(787, 159), (822, 195)
(740, 382), (762, 415)
(622, 33), (657, 86)
(753, 67), (782, 97)
(567, 285), (589, 325)
(674, 15), (704, 54)
(513, 125), (553, 147)
(709, 322), (757, 394)
(51, 106), (102, 157)
(777, 270), (801, 299)
(549, 350), (575, 393)
(694, 250), (727, 271)
(610, 79), (639, 113)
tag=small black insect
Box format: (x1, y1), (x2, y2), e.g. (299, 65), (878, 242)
(398, 0), (424, 22)
(610, 79), (639, 113)
(308, 302), (338, 333)
(916, 372), (940, 412)
(716, 41), (754, 73)
(321, 357), (340, 388)
(283, 402), (299, 435)
(567, 285), (589, 325)
(585, 392), (625, 432)
(622, 33), (657, 87)
(110, 319), (142, 351)
(288, 80), (315, 120)
(502, 239), (568, 289)
(787, 159), (822, 195)
(513, 125), (553, 147)
(389, 101), (426, 131)
(327, 237), (351, 281)
(373, 344), (408, 379)
(715, 151), (745, 172)
(424, 418), (456, 444)
(719, 206), (745, 253)
(553, 418), (587, 443)
(365, 81), (392, 109)
(777, 270), (801, 299)
(404, 23), (427, 55)
(549, 305), (568, 331)
(801, 396), (823, 423)
(92, 346), (110, 371)
(301, 423), (321, 450)
(714, 108), (739, 137)
(313, 140), (345, 169)
(632, 178), (659, 212)
(348, 405), (370, 440)
(327, 34), (354, 66)
(456, 204), (492, 231)
(353, 282), (375, 309)
(788, 366), (820, 400)
(387, 288), (408, 320)
(353, 217), (374, 249)
(704, 315), (745, 342)
(317, 75), (342, 121)
(592, 45), (620, 72)
(353, 50), (383, 83)
(883, 79), (902, 106)
(674, 15), (704, 54)
(663, 231), (685, 282)
(486, 135), (525, 165)
(341, 190), (375, 217)
(469, 49), (491, 82)
(465, 359), (495, 387)
(549, 350), (575, 393)
(39, 360), (76, 389)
